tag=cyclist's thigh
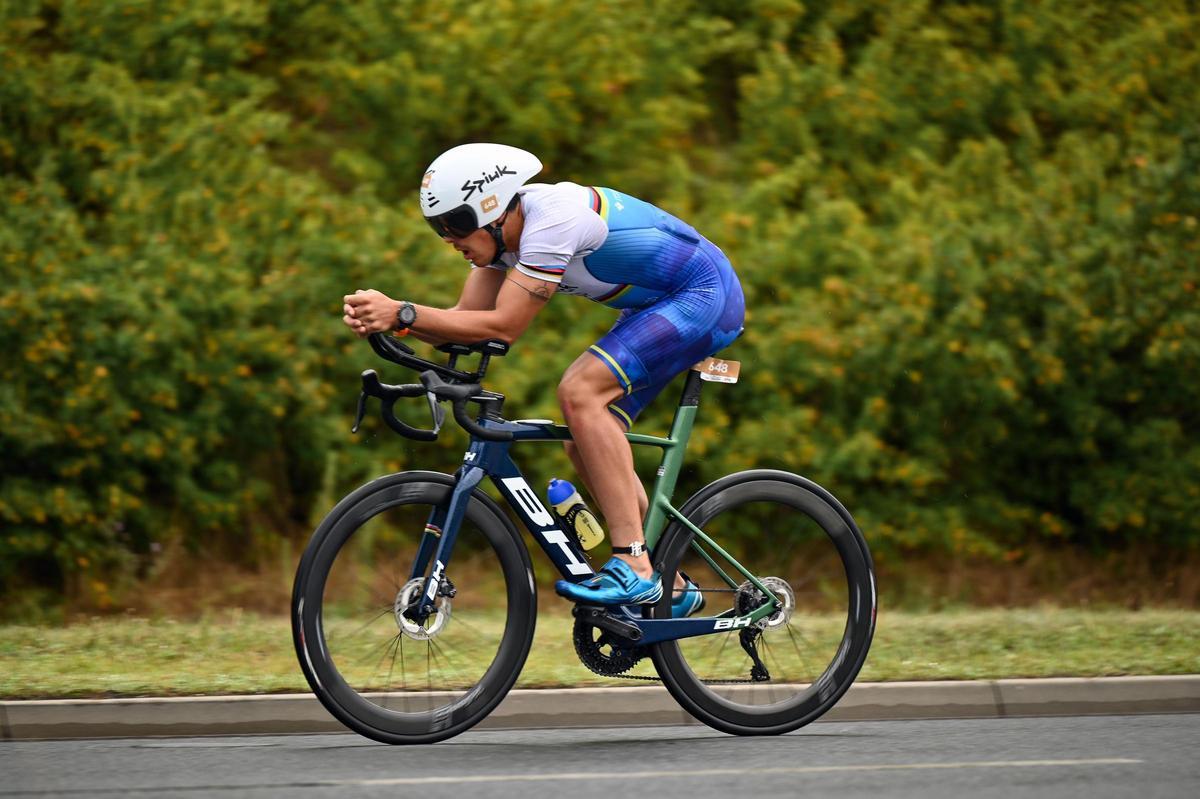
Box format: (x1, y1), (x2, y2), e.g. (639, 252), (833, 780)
(560, 349), (627, 404)
(593, 244), (745, 428)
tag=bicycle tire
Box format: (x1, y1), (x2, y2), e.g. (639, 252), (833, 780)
(649, 469), (876, 735)
(292, 470), (536, 744)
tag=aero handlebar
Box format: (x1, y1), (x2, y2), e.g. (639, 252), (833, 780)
(352, 333), (513, 443)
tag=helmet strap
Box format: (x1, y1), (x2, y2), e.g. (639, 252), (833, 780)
(488, 194), (522, 266)
(487, 220), (507, 265)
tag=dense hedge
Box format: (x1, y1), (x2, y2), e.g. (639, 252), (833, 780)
(2, 0), (1197, 602)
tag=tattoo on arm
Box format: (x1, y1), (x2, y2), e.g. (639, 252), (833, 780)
(507, 277), (554, 302)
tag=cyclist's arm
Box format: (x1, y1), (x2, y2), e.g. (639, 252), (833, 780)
(408, 270), (556, 345)
(407, 267), (505, 346)
(451, 266), (506, 311)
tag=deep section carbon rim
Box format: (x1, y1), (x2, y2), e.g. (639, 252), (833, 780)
(293, 473), (535, 743)
(650, 473), (875, 734)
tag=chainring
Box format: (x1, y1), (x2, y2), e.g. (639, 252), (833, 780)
(572, 616), (649, 677)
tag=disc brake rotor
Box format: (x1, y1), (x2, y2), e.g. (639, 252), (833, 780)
(736, 576), (795, 629)
(394, 577), (451, 641)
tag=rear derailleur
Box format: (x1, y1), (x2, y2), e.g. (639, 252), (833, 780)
(735, 584), (772, 682)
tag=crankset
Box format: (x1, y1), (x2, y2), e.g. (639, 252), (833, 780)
(572, 607), (649, 677)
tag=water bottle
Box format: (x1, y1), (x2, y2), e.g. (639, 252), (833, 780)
(547, 478), (606, 551)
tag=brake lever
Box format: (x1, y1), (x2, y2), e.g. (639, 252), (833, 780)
(351, 390), (369, 434)
(426, 391), (446, 434)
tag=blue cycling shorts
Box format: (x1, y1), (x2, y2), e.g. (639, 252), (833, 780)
(587, 239), (745, 429)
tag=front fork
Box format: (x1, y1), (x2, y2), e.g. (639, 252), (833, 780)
(406, 465), (484, 621)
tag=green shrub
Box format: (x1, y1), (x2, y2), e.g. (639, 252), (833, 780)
(1, 0), (1196, 604)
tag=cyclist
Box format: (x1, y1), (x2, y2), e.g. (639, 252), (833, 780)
(343, 143), (744, 616)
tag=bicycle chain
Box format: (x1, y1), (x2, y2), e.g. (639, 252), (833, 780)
(573, 614), (768, 685)
(608, 672), (764, 685)
(574, 582), (775, 685)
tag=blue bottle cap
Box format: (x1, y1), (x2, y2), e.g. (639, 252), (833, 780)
(547, 478), (576, 505)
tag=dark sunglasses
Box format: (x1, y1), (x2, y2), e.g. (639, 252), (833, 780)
(425, 205), (480, 239)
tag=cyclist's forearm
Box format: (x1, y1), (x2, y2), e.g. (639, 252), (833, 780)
(407, 327), (449, 346)
(411, 306), (520, 344)
(404, 303), (474, 346)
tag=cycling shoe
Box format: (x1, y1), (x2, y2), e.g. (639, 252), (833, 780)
(555, 557), (663, 606)
(671, 573), (706, 618)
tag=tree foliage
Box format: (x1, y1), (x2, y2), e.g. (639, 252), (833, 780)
(1, 0), (1197, 602)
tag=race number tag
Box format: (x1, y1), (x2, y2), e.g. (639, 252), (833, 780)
(693, 357), (741, 384)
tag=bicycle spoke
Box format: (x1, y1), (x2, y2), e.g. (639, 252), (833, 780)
(335, 605), (397, 643)
(369, 632), (402, 693)
(426, 638), (475, 692)
(429, 635), (475, 683)
(746, 635), (782, 702)
(439, 630), (497, 658)
(399, 631), (407, 692)
(700, 630), (736, 680)
(760, 634), (792, 685)
(442, 612), (494, 638)
(783, 620), (820, 678)
(332, 624), (403, 672)
(381, 633), (402, 709)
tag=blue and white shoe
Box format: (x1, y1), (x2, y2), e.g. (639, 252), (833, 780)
(671, 574), (706, 618)
(556, 557), (663, 606)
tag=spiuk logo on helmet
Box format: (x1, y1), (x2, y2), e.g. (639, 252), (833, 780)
(461, 165), (517, 201)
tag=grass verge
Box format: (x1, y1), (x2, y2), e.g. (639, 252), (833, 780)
(1, 608), (1197, 699)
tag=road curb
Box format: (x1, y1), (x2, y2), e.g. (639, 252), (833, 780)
(2, 676), (1197, 740)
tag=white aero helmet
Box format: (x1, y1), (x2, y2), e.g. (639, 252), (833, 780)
(419, 143), (542, 239)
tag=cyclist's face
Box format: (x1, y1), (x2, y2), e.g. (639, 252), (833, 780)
(443, 227), (495, 267)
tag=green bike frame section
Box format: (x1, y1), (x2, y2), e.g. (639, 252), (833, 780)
(520, 397), (780, 617)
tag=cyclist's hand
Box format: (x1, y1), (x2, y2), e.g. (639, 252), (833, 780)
(343, 289), (397, 338)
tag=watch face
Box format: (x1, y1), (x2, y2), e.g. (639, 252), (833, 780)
(399, 303), (417, 326)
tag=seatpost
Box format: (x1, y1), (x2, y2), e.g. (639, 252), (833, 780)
(644, 368), (703, 548)
(679, 368), (704, 407)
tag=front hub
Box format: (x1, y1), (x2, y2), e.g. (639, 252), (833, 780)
(394, 578), (451, 640)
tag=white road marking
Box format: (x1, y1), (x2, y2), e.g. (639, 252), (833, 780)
(347, 758), (1142, 786)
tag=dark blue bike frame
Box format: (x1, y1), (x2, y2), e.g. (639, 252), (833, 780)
(407, 410), (781, 647)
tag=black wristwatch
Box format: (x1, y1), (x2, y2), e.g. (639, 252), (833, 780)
(394, 301), (418, 331)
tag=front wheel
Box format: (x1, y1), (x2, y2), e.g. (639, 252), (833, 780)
(649, 470), (876, 735)
(292, 471), (536, 744)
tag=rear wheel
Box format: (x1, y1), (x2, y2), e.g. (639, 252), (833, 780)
(649, 470), (876, 735)
(292, 471), (536, 744)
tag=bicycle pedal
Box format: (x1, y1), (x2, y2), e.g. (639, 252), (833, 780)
(572, 605), (643, 642)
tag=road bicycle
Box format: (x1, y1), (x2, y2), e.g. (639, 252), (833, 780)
(292, 334), (876, 744)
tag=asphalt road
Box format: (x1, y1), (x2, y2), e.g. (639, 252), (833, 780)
(2, 715), (1197, 798)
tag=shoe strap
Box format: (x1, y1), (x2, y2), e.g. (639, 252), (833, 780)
(597, 557), (654, 590)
